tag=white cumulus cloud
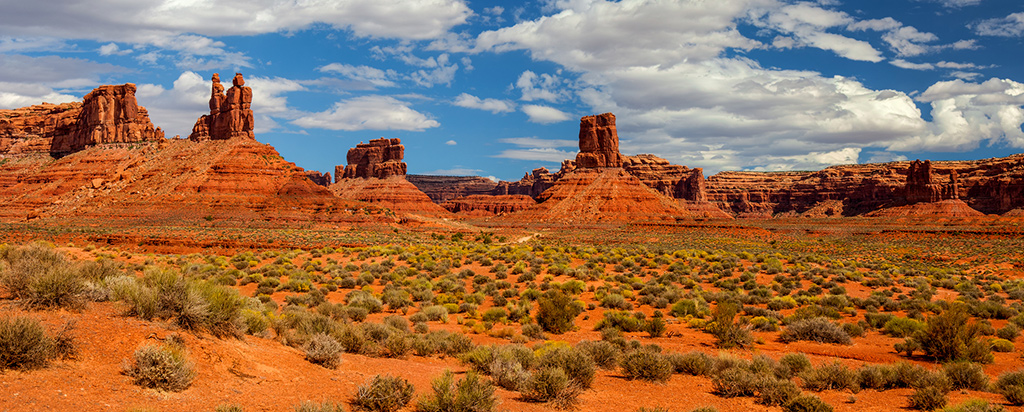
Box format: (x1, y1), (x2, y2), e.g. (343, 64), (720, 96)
(453, 93), (516, 113)
(521, 104), (570, 124)
(293, 95), (439, 131)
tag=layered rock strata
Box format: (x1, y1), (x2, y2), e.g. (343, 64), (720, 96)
(336, 138), (407, 180)
(189, 73), (255, 141)
(575, 113), (623, 168)
(0, 84), (163, 156)
(406, 175), (498, 203)
(441, 194), (536, 216)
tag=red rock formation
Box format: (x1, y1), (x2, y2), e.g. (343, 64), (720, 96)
(337, 138), (407, 180)
(0, 138), (379, 224)
(0, 84), (163, 156)
(189, 73), (255, 141)
(329, 176), (448, 216)
(866, 199), (984, 217)
(513, 168), (722, 223)
(491, 167), (562, 198)
(305, 171), (331, 187)
(905, 159), (945, 204)
(575, 113), (623, 168)
(442, 194), (536, 216)
(406, 175), (498, 203)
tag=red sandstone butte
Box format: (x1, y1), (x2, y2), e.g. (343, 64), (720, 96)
(0, 84), (163, 156)
(336, 138), (408, 180)
(189, 73), (255, 141)
(575, 113), (624, 168)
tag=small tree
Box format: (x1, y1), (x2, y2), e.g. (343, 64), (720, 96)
(707, 302), (752, 349)
(536, 290), (583, 334)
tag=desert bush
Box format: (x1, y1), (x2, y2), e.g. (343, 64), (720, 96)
(335, 323), (366, 354)
(0, 243), (86, 309)
(711, 366), (758, 397)
(536, 345), (596, 388)
(801, 361), (858, 392)
(778, 353), (812, 378)
(780, 317), (851, 345)
(997, 323), (1020, 341)
(576, 340), (619, 370)
(908, 304), (992, 363)
(521, 323), (545, 340)
(215, 404), (244, 412)
(707, 302), (752, 349)
(352, 375), (414, 412)
(383, 332), (410, 358)
(757, 377), (801, 406)
(990, 338), (1014, 353)
(939, 399), (1008, 412)
(490, 356), (531, 391)
(417, 370), (497, 412)
(0, 316), (54, 370)
(784, 394), (833, 412)
(857, 364), (895, 390)
(994, 370), (1024, 406)
(620, 350), (673, 382)
(123, 341), (196, 392)
(520, 366), (582, 409)
(671, 351), (715, 376)
(943, 361), (988, 391)
(883, 317), (925, 338)
(293, 401), (346, 412)
(304, 333), (343, 368)
(536, 290), (583, 334)
(909, 385), (948, 411)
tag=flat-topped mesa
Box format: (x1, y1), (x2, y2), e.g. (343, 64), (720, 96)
(0, 84), (163, 156)
(189, 73), (254, 141)
(335, 137), (407, 181)
(575, 113), (624, 168)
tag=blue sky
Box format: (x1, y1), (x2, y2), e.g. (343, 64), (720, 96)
(1, 0), (1022, 181)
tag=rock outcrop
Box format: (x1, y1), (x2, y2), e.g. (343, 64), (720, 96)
(305, 171), (331, 187)
(329, 176), (448, 216)
(442, 194), (536, 216)
(336, 138), (407, 180)
(407, 175), (498, 203)
(0, 84), (163, 157)
(492, 166), (562, 199)
(575, 113), (623, 168)
(189, 73), (255, 141)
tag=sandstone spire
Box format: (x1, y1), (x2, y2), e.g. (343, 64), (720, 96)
(189, 73), (255, 141)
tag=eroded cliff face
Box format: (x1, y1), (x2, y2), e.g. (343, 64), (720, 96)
(441, 194), (536, 216)
(576, 113), (624, 168)
(336, 138), (407, 180)
(406, 175), (498, 203)
(189, 73), (255, 141)
(0, 84), (164, 157)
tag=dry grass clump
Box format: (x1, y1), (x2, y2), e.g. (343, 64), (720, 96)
(417, 370), (497, 412)
(123, 338), (196, 392)
(351, 375), (414, 412)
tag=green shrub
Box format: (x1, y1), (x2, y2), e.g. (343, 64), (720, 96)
(123, 341), (196, 392)
(994, 370), (1024, 406)
(671, 298), (709, 317)
(536, 345), (596, 388)
(711, 366), (758, 398)
(620, 350), (672, 382)
(991, 338), (1014, 353)
(304, 333), (342, 368)
(778, 353), (812, 377)
(576, 340), (619, 370)
(909, 386), (948, 411)
(858, 364), (895, 390)
(671, 351), (715, 376)
(352, 375), (414, 412)
(997, 323), (1020, 341)
(520, 367), (582, 409)
(293, 401), (346, 412)
(757, 377), (801, 406)
(521, 323), (545, 340)
(780, 317), (851, 345)
(707, 302), (752, 349)
(916, 304), (991, 363)
(490, 355), (531, 391)
(943, 361), (988, 391)
(215, 404), (244, 412)
(417, 370), (496, 412)
(784, 394), (833, 412)
(883, 317), (925, 338)
(536, 290), (583, 334)
(939, 399), (1008, 412)
(646, 317), (667, 338)
(0, 316), (54, 370)
(801, 361), (858, 392)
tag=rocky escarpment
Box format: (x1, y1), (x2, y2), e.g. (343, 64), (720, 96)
(304, 171), (331, 187)
(442, 194), (536, 216)
(703, 155), (1024, 216)
(406, 175), (498, 203)
(0, 84), (164, 157)
(189, 73), (255, 141)
(336, 138), (407, 181)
